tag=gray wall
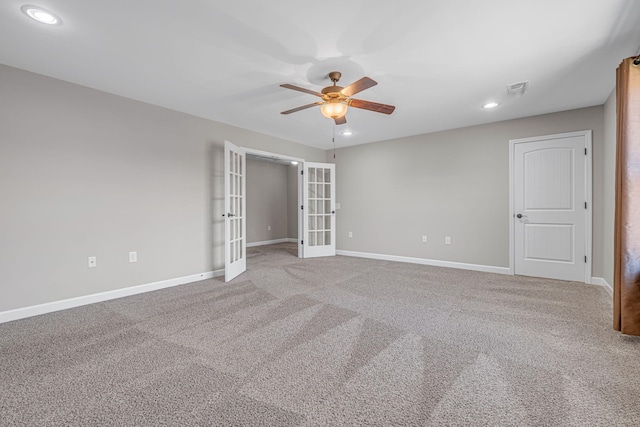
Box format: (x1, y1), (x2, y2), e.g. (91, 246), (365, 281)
(329, 106), (606, 275)
(602, 90), (617, 286)
(0, 65), (325, 312)
(246, 159), (288, 243)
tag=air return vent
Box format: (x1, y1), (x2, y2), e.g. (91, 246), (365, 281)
(507, 81), (529, 96)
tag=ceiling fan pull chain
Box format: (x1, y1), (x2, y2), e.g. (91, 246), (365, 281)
(333, 122), (336, 159)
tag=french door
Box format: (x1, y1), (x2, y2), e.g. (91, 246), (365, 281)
(302, 162), (336, 258)
(224, 141), (246, 281)
(511, 131), (591, 282)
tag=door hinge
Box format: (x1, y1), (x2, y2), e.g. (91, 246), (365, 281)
(301, 170), (304, 175)
(301, 205), (304, 210)
(585, 148), (587, 155)
(585, 202), (587, 209)
(585, 256), (587, 263)
(301, 240), (304, 245)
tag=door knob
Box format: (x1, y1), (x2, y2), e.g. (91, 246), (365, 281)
(516, 213), (523, 218)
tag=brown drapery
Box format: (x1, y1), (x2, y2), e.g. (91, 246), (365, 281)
(614, 57), (640, 335)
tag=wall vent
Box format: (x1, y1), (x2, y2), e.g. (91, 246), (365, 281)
(507, 81), (529, 97)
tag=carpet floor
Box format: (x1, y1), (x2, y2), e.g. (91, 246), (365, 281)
(1, 243), (639, 426)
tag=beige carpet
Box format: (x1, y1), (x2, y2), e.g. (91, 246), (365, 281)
(1, 242), (639, 425)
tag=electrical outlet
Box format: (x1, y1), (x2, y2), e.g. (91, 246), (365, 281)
(336, 203), (341, 210)
(422, 235), (427, 243)
(129, 251), (137, 263)
(267, 225), (271, 231)
(348, 231), (353, 238)
(445, 236), (451, 245)
(88, 256), (96, 268)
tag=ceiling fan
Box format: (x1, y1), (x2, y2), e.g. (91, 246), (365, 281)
(280, 71), (395, 125)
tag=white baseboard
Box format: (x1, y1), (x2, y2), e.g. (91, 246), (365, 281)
(247, 238), (297, 248)
(336, 250), (511, 275)
(590, 277), (613, 297)
(0, 269), (224, 325)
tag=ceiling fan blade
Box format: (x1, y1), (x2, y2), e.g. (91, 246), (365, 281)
(334, 115), (347, 125)
(280, 84), (324, 98)
(281, 102), (323, 115)
(349, 99), (395, 115)
(341, 77), (377, 97)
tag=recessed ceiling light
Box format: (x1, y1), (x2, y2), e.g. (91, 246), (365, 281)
(341, 130), (353, 136)
(290, 161), (299, 165)
(21, 5), (62, 25)
(483, 102), (499, 109)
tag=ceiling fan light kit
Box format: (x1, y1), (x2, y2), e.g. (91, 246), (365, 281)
(320, 100), (348, 119)
(280, 71), (395, 125)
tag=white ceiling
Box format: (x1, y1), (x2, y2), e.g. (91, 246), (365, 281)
(2, 0), (640, 149)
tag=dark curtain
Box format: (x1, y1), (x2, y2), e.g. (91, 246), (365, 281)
(614, 57), (640, 335)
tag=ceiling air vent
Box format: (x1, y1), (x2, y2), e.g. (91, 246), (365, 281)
(507, 81), (529, 97)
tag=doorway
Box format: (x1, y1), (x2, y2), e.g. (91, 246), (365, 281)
(224, 143), (337, 282)
(509, 130), (592, 282)
(245, 151), (301, 253)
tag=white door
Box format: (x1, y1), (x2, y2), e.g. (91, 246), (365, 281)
(512, 131), (591, 282)
(224, 141), (246, 281)
(302, 162), (336, 258)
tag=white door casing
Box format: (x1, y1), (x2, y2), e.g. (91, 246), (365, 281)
(224, 141), (246, 281)
(302, 162), (336, 258)
(510, 131), (592, 282)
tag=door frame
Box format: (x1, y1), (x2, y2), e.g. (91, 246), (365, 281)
(508, 130), (593, 283)
(242, 147), (304, 258)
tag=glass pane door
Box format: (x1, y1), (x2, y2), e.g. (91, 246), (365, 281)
(303, 162), (335, 258)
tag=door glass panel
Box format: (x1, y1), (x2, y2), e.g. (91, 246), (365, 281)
(309, 232), (316, 246)
(317, 231), (324, 246)
(309, 216), (316, 231)
(316, 200), (323, 214)
(324, 215), (331, 229)
(317, 184), (324, 198)
(324, 231), (331, 245)
(309, 201), (316, 214)
(231, 241), (236, 262)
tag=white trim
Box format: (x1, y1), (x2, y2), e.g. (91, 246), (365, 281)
(0, 269), (224, 324)
(591, 277), (613, 297)
(509, 130), (593, 283)
(247, 238), (297, 247)
(509, 138), (515, 275)
(336, 250), (510, 275)
(244, 147), (304, 164)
